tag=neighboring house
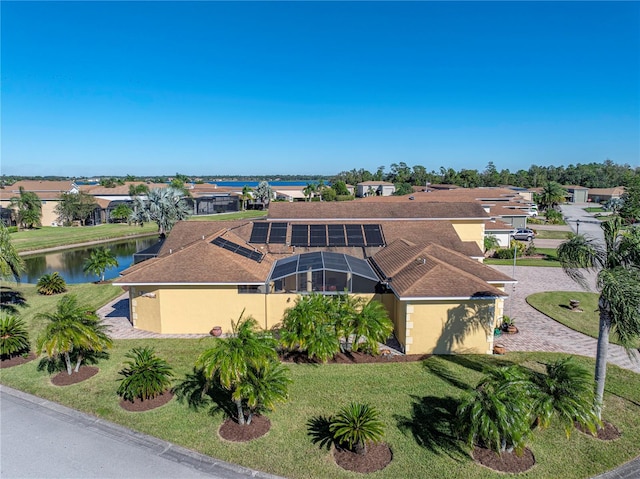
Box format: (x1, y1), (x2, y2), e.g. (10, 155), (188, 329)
(115, 201), (516, 355)
(564, 185), (589, 203)
(356, 181), (396, 197)
(588, 187), (625, 204)
(484, 219), (516, 248)
(0, 180), (79, 226)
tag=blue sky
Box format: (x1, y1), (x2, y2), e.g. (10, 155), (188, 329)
(2, 1), (638, 177)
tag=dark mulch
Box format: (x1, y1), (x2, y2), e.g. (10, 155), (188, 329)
(333, 442), (393, 473)
(0, 352), (37, 369)
(219, 415), (271, 442)
(280, 350), (430, 364)
(51, 366), (99, 386)
(576, 421), (621, 441)
(473, 446), (536, 473)
(119, 390), (174, 412)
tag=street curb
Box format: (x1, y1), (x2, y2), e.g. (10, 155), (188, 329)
(0, 385), (286, 479)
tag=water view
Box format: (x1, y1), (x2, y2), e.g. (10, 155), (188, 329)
(21, 236), (160, 284)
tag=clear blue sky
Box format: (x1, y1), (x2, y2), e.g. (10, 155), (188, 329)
(2, 1), (639, 177)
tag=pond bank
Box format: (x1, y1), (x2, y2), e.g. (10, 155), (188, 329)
(18, 232), (159, 256)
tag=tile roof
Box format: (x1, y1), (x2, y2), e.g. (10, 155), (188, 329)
(1, 180), (76, 200)
(79, 183), (168, 196)
(268, 201), (489, 220)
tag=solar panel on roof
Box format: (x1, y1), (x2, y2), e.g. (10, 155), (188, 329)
(211, 236), (263, 263)
(345, 224), (365, 246)
(268, 222), (288, 244)
(363, 224), (384, 247)
(290, 224), (309, 246)
(249, 222), (270, 243)
(309, 225), (327, 247)
(327, 224), (347, 246)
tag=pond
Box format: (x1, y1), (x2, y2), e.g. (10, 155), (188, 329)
(21, 236), (160, 284)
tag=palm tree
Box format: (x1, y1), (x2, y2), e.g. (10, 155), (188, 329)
(196, 314), (280, 425)
(348, 299), (393, 354)
(110, 204), (133, 224)
(236, 358), (291, 424)
(0, 314), (30, 358)
(329, 403), (385, 455)
(83, 247), (118, 282)
(529, 357), (599, 436)
(36, 294), (113, 375)
(536, 181), (567, 212)
(131, 187), (191, 236)
(117, 347), (174, 402)
(456, 365), (532, 455)
(240, 185), (252, 211)
(0, 224), (24, 282)
(556, 215), (640, 419)
(9, 186), (42, 229)
(303, 183), (316, 202)
(37, 272), (67, 295)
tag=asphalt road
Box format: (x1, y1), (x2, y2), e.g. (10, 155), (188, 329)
(0, 386), (283, 479)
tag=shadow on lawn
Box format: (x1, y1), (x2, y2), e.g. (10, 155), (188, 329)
(395, 395), (467, 460)
(172, 367), (236, 420)
(0, 286), (28, 315)
(306, 414), (337, 451)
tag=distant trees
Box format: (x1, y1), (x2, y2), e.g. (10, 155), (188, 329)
(619, 176), (640, 224)
(9, 186), (42, 229)
(55, 192), (98, 226)
(254, 181), (272, 210)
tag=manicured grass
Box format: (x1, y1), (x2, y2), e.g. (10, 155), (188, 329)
(11, 224), (158, 253)
(584, 207), (605, 213)
(534, 229), (571, 240)
(484, 256), (561, 267)
(2, 285), (640, 479)
(187, 210), (268, 221)
(527, 291), (640, 348)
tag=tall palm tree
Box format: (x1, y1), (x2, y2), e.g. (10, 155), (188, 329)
(303, 183), (316, 202)
(131, 187), (191, 236)
(9, 186), (42, 229)
(83, 247), (118, 282)
(196, 314), (279, 425)
(536, 181), (567, 212)
(0, 224), (25, 283)
(240, 185), (252, 211)
(557, 216), (640, 419)
(36, 294), (113, 375)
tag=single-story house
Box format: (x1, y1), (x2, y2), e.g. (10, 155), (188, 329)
(356, 181), (396, 197)
(115, 201), (515, 355)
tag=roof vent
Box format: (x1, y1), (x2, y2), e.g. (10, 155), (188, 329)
(409, 196), (415, 200)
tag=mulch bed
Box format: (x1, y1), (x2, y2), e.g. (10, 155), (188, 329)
(219, 415), (271, 442)
(473, 446), (536, 473)
(333, 442), (393, 473)
(120, 390), (174, 412)
(0, 352), (37, 369)
(576, 421), (621, 440)
(51, 366), (99, 386)
(280, 350), (430, 364)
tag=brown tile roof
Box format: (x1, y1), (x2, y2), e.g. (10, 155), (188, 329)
(588, 187), (625, 196)
(158, 220), (253, 256)
(371, 240), (511, 298)
(484, 219), (515, 230)
(359, 188), (522, 203)
(1, 180), (76, 200)
(357, 181), (394, 186)
(268, 201), (489, 220)
(79, 182), (167, 196)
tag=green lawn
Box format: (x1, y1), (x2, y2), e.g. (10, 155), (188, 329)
(2, 285), (640, 479)
(11, 224), (158, 253)
(534, 229), (571, 240)
(584, 207), (605, 213)
(187, 210), (268, 221)
(527, 291), (640, 348)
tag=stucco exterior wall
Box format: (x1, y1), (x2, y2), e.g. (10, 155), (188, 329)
(450, 220), (484, 250)
(130, 287), (162, 332)
(0, 199), (60, 226)
(405, 299), (498, 355)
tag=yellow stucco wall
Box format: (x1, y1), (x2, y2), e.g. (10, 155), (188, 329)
(451, 220), (484, 250)
(130, 287), (162, 332)
(406, 299), (499, 354)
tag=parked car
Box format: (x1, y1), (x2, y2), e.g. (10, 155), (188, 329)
(511, 228), (535, 241)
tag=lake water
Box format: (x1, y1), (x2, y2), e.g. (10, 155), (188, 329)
(21, 236), (160, 284)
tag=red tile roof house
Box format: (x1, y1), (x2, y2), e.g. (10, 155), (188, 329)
(116, 200), (515, 356)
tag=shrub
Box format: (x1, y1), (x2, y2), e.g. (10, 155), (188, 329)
(0, 314), (30, 358)
(545, 209), (564, 224)
(330, 403), (385, 455)
(117, 347), (174, 402)
(36, 272), (67, 295)
(6, 226), (18, 233)
(336, 195), (355, 202)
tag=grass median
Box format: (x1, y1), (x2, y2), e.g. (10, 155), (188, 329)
(2, 284), (639, 479)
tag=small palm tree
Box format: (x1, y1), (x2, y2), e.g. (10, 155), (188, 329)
(456, 365), (532, 455)
(240, 185), (252, 210)
(0, 314), (30, 358)
(83, 247), (118, 282)
(557, 216), (640, 419)
(117, 347), (174, 402)
(37, 272), (67, 295)
(330, 403), (385, 455)
(236, 358), (291, 424)
(110, 204), (133, 224)
(196, 313), (279, 425)
(9, 186), (42, 229)
(36, 294), (113, 375)
(348, 299), (393, 354)
(530, 357), (600, 437)
(0, 224), (24, 282)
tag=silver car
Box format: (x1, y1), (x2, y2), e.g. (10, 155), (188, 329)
(511, 228), (535, 241)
